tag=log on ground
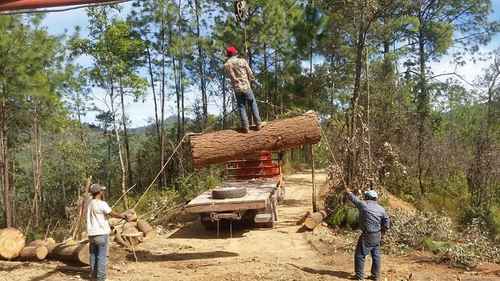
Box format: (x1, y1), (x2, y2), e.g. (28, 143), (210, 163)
(50, 241), (89, 265)
(190, 111), (321, 167)
(18, 246), (49, 261)
(303, 211), (327, 230)
(29, 238), (56, 254)
(137, 220), (156, 240)
(0, 228), (26, 260)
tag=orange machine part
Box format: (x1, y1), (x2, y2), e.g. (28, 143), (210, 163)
(0, 0), (120, 12)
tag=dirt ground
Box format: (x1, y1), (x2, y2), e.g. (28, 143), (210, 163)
(1, 171), (500, 281)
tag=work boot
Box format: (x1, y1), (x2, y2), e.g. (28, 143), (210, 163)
(241, 127), (249, 133)
(367, 275), (379, 281)
(255, 123), (261, 131)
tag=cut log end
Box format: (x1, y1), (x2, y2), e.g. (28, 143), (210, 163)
(0, 228), (26, 260)
(303, 211), (327, 230)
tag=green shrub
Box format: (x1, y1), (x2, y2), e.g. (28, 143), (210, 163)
(327, 206), (359, 229)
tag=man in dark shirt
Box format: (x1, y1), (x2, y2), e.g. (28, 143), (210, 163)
(346, 188), (390, 281)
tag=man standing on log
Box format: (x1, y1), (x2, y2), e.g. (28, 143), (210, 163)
(346, 189), (390, 281)
(87, 184), (129, 281)
(224, 46), (262, 133)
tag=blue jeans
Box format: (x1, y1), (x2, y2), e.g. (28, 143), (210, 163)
(89, 235), (109, 281)
(354, 232), (381, 280)
(235, 89), (261, 129)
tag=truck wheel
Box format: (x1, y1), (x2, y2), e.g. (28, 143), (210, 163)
(212, 187), (247, 199)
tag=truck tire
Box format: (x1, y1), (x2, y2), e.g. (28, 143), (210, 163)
(212, 187), (247, 199)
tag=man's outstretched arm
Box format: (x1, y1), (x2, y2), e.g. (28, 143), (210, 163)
(345, 188), (365, 209)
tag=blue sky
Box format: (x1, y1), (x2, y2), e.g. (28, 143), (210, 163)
(41, 2), (500, 127)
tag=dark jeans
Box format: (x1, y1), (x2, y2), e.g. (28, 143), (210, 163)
(354, 232), (381, 280)
(235, 89), (261, 129)
(89, 235), (109, 281)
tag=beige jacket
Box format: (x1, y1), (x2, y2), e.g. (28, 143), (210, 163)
(224, 56), (255, 93)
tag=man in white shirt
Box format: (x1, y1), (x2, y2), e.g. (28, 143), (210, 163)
(87, 184), (128, 281)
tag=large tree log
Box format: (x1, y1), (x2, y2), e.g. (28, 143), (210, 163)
(50, 241), (89, 265)
(18, 246), (48, 261)
(0, 228), (26, 260)
(303, 211), (327, 230)
(190, 111), (321, 167)
(29, 238), (56, 254)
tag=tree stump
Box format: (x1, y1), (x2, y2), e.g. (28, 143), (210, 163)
(190, 111), (321, 167)
(0, 228), (26, 260)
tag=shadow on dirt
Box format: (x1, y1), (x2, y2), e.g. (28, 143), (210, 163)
(289, 263), (352, 279)
(127, 250), (239, 262)
(169, 220), (251, 239)
(27, 266), (90, 281)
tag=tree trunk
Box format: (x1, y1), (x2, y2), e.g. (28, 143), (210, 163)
(346, 22), (366, 187)
(190, 112), (321, 167)
(417, 20), (427, 195)
(0, 228), (25, 260)
(119, 85), (133, 189)
(194, 0), (208, 126)
(110, 88), (128, 209)
(0, 96), (13, 228)
(31, 101), (43, 228)
(50, 241), (89, 265)
(18, 246), (48, 261)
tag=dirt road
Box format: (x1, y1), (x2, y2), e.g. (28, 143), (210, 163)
(1, 171), (499, 281)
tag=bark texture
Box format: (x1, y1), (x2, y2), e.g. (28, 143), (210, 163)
(0, 228), (25, 260)
(29, 238), (56, 254)
(51, 241), (90, 265)
(18, 246), (48, 261)
(190, 112), (321, 167)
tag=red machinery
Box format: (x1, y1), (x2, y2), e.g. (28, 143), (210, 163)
(0, 0), (123, 12)
(224, 151), (282, 180)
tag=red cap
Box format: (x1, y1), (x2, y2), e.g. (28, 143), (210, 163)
(226, 46), (238, 57)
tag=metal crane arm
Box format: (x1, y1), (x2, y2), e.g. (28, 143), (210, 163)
(0, 0), (121, 12)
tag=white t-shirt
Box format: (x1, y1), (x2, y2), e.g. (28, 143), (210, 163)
(86, 199), (112, 236)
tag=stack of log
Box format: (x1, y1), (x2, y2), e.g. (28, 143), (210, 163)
(0, 228), (57, 261)
(109, 210), (156, 249)
(0, 212), (156, 265)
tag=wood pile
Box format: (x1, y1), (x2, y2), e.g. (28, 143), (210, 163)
(109, 210), (156, 249)
(0, 211), (156, 265)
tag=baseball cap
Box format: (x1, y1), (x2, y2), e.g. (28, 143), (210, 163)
(364, 190), (378, 200)
(90, 184), (106, 194)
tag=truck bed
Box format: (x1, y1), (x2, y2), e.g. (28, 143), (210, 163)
(185, 179), (279, 214)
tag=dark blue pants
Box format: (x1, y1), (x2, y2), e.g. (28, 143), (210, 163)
(235, 89), (261, 130)
(89, 235), (109, 281)
(354, 232), (381, 280)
